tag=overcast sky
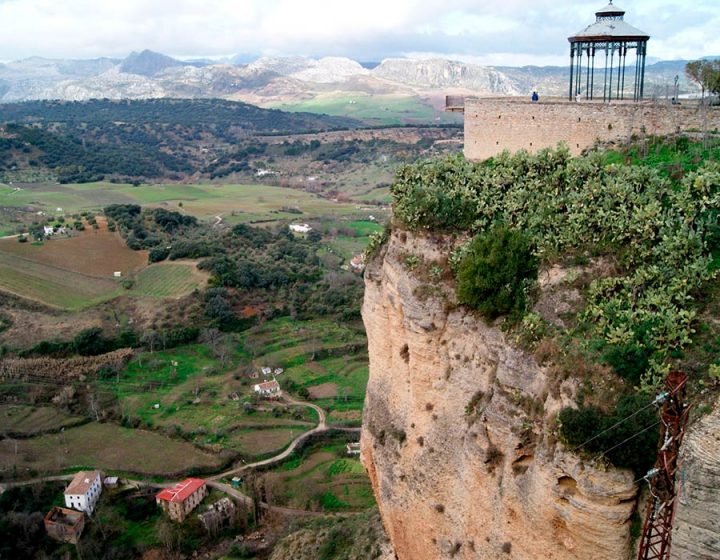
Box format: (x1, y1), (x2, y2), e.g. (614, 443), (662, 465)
(0, 0), (717, 66)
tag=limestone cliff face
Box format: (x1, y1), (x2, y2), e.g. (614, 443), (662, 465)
(671, 396), (720, 560)
(360, 230), (638, 560)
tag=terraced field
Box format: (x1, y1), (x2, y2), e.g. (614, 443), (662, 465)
(239, 317), (369, 425)
(111, 343), (317, 457)
(265, 441), (374, 511)
(0, 405), (86, 436)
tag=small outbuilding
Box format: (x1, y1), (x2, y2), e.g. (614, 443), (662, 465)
(44, 507), (85, 544)
(198, 497), (236, 534)
(289, 223), (312, 234)
(103, 476), (119, 488)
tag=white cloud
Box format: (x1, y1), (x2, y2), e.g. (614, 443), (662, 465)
(0, 0), (716, 64)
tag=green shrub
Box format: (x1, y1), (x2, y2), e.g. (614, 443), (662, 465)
(558, 394), (658, 474)
(456, 226), (537, 319)
(602, 341), (652, 385)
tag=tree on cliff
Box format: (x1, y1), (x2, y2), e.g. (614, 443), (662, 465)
(686, 59), (720, 102)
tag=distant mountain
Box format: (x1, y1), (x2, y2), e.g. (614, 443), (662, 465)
(119, 50), (187, 77)
(373, 58), (519, 93)
(0, 51), (711, 105)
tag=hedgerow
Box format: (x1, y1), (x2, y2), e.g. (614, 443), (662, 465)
(391, 147), (720, 387)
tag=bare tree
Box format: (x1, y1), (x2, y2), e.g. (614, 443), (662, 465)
(141, 330), (160, 353)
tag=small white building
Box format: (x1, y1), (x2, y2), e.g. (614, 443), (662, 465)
(346, 442), (361, 455)
(253, 380), (281, 398)
(350, 254), (366, 273)
(64, 470), (102, 514)
(261, 367), (272, 376)
(289, 223), (312, 234)
(43, 226), (54, 236)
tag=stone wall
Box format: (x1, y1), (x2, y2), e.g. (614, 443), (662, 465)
(463, 97), (720, 160)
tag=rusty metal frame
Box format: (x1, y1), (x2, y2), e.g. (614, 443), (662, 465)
(637, 371), (691, 560)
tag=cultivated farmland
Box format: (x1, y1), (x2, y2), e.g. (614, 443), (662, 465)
(0, 218), (146, 275)
(0, 422), (226, 477)
(129, 262), (207, 298)
(0, 405), (86, 436)
(0, 181), (379, 234)
(0, 218), (213, 307)
(239, 317), (369, 426)
(0, 250), (121, 309)
(263, 440), (374, 512)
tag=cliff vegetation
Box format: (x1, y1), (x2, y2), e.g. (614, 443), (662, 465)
(385, 138), (720, 469)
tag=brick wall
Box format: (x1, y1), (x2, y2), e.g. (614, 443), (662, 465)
(463, 97), (720, 161)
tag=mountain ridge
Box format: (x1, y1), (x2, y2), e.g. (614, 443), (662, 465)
(0, 50), (708, 104)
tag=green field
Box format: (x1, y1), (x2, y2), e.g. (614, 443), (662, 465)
(264, 441), (374, 511)
(129, 262), (206, 298)
(268, 94), (462, 127)
(109, 343), (318, 457)
(239, 317), (369, 425)
(0, 317), (368, 481)
(0, 422), (226, 476)
(0, 181), (375, 232)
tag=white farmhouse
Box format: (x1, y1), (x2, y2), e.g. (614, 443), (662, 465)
(64, 470), (102, 514)
(289, 223), (312, 234)
(253, 380), (282, 398)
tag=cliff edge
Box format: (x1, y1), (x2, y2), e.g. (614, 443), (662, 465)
(360, 230), (638, 560)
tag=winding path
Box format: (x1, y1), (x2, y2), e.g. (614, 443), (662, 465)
(1, 395), (361, 518)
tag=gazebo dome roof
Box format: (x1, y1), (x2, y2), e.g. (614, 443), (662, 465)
(569, 1), (649, 43)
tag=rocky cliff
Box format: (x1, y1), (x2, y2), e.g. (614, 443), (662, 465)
(671, 396), (720, 559)
(360, 230), (639, 560)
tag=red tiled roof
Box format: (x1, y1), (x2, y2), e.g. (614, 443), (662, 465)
(156, 478), (206, 503)
(255, 380), (280, 391)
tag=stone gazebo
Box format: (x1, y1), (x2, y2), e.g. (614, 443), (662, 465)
(569, 2), (650, 102)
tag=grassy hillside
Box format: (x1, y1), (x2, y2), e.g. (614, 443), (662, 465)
(0, 98), (360, 183)
(269, 93), (463, 127)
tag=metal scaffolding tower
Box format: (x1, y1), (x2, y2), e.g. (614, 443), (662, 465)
(637, 371), (690, 560)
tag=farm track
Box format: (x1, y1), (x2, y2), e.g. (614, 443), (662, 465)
(0, 397), (362, 518)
